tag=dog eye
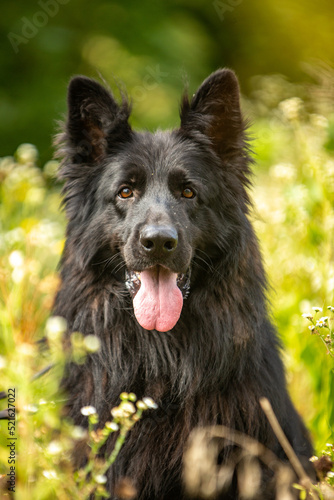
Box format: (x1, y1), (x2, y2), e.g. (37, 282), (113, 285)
(118, 187), (133, 199)
(182, 187), (196, 199)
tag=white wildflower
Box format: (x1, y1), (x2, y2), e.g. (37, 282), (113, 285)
(111, 407), (124, 419)
(24, 404), (38, 414)
(120, 402), (136, 415)
(105, 421), (119, 431)
(12, 267), (25, 284)
(136, 401), (147, 410)
(94, 474), (107, 484)
(9, 250), (24, 268)
(71, 426), (88, 440)
(46, 316), (67, 340)
(279, 97), (303, 121)
(111, 401), (136, 419)
(271, 163), (296, 181)
(83, 335), (101, 353)
(43, 470), (58, 480)
(302, 313), (313, 320)
(80, 406), (97, 416)
(47, 441), (63, 455)
(16, 143), (38, 164)
(142, 397), (158, 409)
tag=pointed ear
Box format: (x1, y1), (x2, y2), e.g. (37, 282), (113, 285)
(180, 69), (245, 158)
(65, 76), (132, 163)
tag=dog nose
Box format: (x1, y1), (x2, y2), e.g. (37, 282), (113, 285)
(140, 225), (178, 255)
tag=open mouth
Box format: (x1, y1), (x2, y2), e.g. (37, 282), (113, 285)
(125, 266), (191, 332)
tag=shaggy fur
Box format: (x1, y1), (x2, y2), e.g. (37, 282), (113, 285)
(53, 69), (313, 499)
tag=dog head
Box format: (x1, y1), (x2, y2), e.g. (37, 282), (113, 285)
(56, 70), (251, 332)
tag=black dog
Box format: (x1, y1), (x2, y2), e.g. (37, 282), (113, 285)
(54, 69), (313, 499)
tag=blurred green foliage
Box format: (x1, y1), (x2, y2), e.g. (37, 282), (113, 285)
(1, 0), (334, 163)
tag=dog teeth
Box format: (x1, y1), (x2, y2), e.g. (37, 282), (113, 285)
(125, 270), (141, 297)
(126, 269), (191, 299)
(177, 270), (191, 299)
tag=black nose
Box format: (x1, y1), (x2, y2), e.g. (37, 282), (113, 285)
(140, 225), (178, 256)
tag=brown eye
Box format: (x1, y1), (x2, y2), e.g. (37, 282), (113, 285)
(118, 187), (133, 199)
(182, 187), (195, 199)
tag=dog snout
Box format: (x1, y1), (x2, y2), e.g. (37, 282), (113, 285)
(140, 225), (178, 257)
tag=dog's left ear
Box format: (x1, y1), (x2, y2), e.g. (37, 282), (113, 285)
(180, 69), (245, 159)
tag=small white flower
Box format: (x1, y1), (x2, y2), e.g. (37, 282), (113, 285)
(24, 404), (38, 414)
(136, 401), (147, 410)
(111, 401), (136, 419)
(94, 474), (107, 484)
(327, 471), (334, 478)
(18, 343), (35, 356)
(12, 267), (25, 284)
(120, 402), (136, 415)
(325, 443), (333, 448)
(43, 470), (58, 480)
(271, 163), (296, 181)
(308, 325), (316, 331)
(9, 250), (24, 269)
(302, 313), (313, 320)
(279, 97), (303, 121)
(71, 426), (88, 440)
(312, 307), (323, 312)
(309, 456), (318, 462)
(142, 397), (158, 409)
(111, 407), (123, 419)
(46, 316), (67, 340)
(316, 320), (325, 328)
(83, 335), (101, 353)
(80, 406), (97, 416)
(319, 317), (329, 323)
(16, 143), (38, 164)
(47, 441), (63, 455)
(105, 421), (119, 431)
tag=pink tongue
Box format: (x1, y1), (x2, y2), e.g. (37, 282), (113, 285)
(133, 267), (183, 332)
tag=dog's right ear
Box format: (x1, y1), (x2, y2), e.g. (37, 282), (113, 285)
(64, 76), (132, 164)
(179, 69), (246, 162)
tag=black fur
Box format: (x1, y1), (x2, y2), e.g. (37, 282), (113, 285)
(53, 69), (313, 499)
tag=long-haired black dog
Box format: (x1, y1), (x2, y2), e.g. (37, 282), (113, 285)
(54, 69), (313, 499)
